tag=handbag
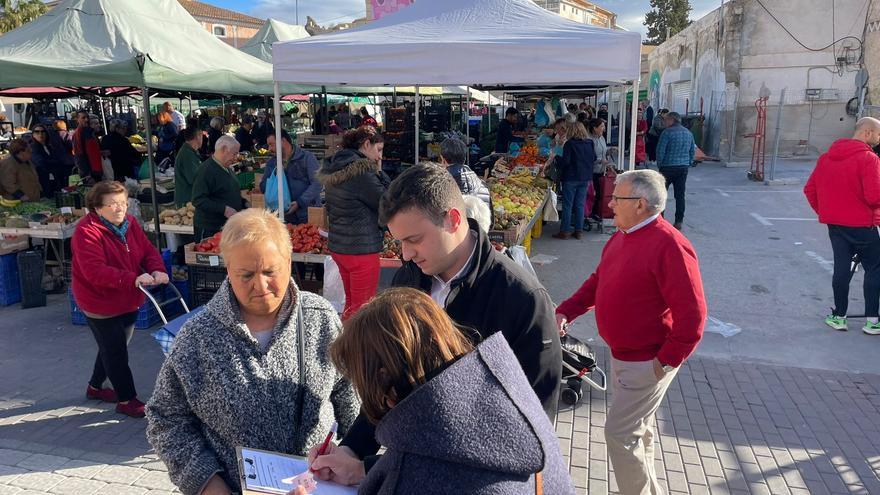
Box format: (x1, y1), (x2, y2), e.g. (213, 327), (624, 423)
(101, 157), (114, 181)
(264, 166), (292, 212)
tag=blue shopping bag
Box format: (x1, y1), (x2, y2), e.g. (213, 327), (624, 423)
(264, 166), (292, 212)
(152, 306), (206, 356)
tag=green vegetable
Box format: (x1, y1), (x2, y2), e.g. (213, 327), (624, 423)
(9, 201), (58, 217)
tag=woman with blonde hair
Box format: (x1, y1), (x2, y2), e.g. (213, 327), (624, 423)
(552, 121), (596, 240)
(147, 208), (359, 495)
(156, 110), (178, 165)
(315, 288), (575, 494)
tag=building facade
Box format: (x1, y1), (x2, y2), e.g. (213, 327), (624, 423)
(178, 0), (263, 49)
(647, 0), (867, 160)
(533, 0), (617, 28)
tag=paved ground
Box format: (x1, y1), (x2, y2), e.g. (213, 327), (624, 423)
(1, 159), (880, 494)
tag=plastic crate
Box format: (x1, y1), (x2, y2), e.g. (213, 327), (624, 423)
(68, 288), (87, 326)
(164, 279), (189, 315)
(161, 249), (173, 276)
(188, 264), (227, 292)
(17, 251), (46, 308)
(237, 171), (256, 191)
(190, 288), (216, 308)
(0, 253), (21, 306)
(135, 286), (167, 329)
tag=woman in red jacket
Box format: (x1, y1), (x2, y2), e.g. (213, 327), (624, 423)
(72, 181), (169, 418)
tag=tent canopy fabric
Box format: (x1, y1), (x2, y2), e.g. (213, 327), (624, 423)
(0, 0), (309, 95)
(272, 0), (641, 87)
(241, 18), (310, 62)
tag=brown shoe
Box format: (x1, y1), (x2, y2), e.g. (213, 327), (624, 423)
(673, 222), (683, 230)
(552, 232), (572, 240)
(572, 231), (583, 239)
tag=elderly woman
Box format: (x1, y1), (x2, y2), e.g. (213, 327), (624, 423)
(146, 208), (360, 495)
(101, 119), (142, 181)
(72, 181), (169, 418)
(314, 288), (574, 494)
(204, 116), (225, 156)
(29, 124), (64, 195)
(0, 138), (40, 201)
(317, 126), (389, 320)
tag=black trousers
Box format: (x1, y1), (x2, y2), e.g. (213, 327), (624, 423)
(87, 311), (138, 402)
(828, 225), (880, 318)
(591, 172), (604, 218)
(659, 166), (689, 224)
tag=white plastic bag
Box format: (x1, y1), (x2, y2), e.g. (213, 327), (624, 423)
(508, 245), (538, 280)
(322, 256), (346, 314)
(705, 316), (742, 338)
(544, 191), (560, 222)
(101, 157), (114, 181)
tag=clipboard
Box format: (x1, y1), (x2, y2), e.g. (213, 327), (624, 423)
(235, 446), (357, 495)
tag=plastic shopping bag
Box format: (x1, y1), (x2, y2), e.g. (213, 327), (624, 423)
(265, 168), (292, 212)
(322, 256), (345, 314)
(508, 245), (538, 281)
(101, 157), (114, 181)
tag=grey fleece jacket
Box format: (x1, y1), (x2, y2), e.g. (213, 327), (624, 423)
(359, 332), (575, 495)
(145, 280), (360, 495)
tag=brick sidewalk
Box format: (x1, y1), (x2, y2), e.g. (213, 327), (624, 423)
(2, 296), (880, 494)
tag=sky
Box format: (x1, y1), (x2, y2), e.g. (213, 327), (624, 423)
(210, 0), (723, 37)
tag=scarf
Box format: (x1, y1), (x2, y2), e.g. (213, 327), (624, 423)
(98, 214), (130, 247)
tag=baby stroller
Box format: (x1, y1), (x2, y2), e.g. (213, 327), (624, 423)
(559, 333), (607, 405)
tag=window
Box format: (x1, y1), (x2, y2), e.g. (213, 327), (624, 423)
(213, 25), (226, 37)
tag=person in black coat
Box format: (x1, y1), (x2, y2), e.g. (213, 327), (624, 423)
(324, 288), (575, 495)
(202, 117), (224, 157)
(438, 137), (491, 215)
(100, 120), (142, 181)
(553, 121), (596, 240)
(234, 114), (255, 153)
(309, 164), (562, 487)
(316, 127), (390, 320)
(495, 107), (524, 154)
(29, 124), (64, 195)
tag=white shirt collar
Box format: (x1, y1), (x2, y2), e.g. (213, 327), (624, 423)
(430, 233), (478, 307)
(623, 213), (660, 234)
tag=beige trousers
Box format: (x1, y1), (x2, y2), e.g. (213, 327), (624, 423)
(605, 357), (678, 495)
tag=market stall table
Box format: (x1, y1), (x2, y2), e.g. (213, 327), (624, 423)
(0, 223), (77, 275)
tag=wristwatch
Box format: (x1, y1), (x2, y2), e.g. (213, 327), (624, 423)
(661, 363), (676, 373)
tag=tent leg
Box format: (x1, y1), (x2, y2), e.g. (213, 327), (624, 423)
(466, 86), (471, 165)
(618, 85), (625, 169)
(321, 86), (328, 135)
(628, 80), (640, 171)
(98, 97), (108, 137)
(274, 82), (284, 221)
(415, 85), (420, 164)
(142, 87), (161, 250)
(604, 87), (610, 144)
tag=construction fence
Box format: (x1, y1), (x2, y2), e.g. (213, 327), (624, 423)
(696, 88), (859, 163)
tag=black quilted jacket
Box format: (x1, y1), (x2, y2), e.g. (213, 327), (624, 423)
(317, 149), (390, 255)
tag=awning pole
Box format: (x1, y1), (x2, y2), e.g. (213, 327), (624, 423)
(142, 87), (161, 250)
(628, 80), (640, 171)
(414, 85), (420, 164)
(604, 87), (610, 143)
(466, 86), (471, 165)
(273, 82), (284, 221)
(618, 85), (625, 169)
(98, 97), (108, 137)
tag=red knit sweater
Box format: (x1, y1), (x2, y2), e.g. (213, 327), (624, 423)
(556, 217), (707, 367)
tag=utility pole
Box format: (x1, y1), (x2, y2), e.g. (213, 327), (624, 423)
(296, 0), (299, 24)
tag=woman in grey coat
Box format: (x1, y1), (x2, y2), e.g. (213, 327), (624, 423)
(146, 209), (359, 495)
(316, 288), (575, 494)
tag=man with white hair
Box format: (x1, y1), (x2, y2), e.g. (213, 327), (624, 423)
(191, 135), (244, 239)
(804, 117), (880, 334)
(555, 169), (707, 495)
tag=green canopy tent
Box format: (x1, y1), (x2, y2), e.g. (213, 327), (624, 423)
(241, 19), (310, 63)
(0, 0), (324, 242)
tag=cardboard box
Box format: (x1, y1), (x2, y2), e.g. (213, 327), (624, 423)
(299, 134), (343, 149)
(242, 191), (266, 209)
(0, 234), (28, 255)
(184, 242), (225, 267)
(308, 207), (328, 229)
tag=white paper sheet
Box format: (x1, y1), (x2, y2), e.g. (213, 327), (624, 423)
(239, 447), (357, 495)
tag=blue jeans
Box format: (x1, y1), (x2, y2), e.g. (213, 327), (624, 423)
(560, 181), (588, 233)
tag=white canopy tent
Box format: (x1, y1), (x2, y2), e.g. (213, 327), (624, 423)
(269, 0), (641, 219)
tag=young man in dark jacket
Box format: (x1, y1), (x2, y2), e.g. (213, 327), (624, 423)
(309, 164), (562, 486)
(804, 117), (880, 333)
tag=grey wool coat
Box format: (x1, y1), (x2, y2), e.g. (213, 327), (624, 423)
(358, 332), (575, 495)
(145, 280), (360, 495)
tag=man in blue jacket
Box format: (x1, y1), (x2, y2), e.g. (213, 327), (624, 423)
(259, 130), (322, 225)
(656, 112), (695, 230)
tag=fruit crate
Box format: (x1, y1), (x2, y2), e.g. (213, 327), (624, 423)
(190, 288), (217, 308)
(135, 286), (169, 329)
(188, 264), (227, 292)
(68, 288), (87, 326)
(17, 251), (46, 308)
(184, 243), (225, 266)
(0, 252), (22, 306)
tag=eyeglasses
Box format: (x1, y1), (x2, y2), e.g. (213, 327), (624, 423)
(611, 195), (643, 201)
(102, 201), (128, 209)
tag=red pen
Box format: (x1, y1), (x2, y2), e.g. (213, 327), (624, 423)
(310, 421), (337, 472)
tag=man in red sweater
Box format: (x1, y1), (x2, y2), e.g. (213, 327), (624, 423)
(556, 169), (706, 495)
(804, 117), (880, 334)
